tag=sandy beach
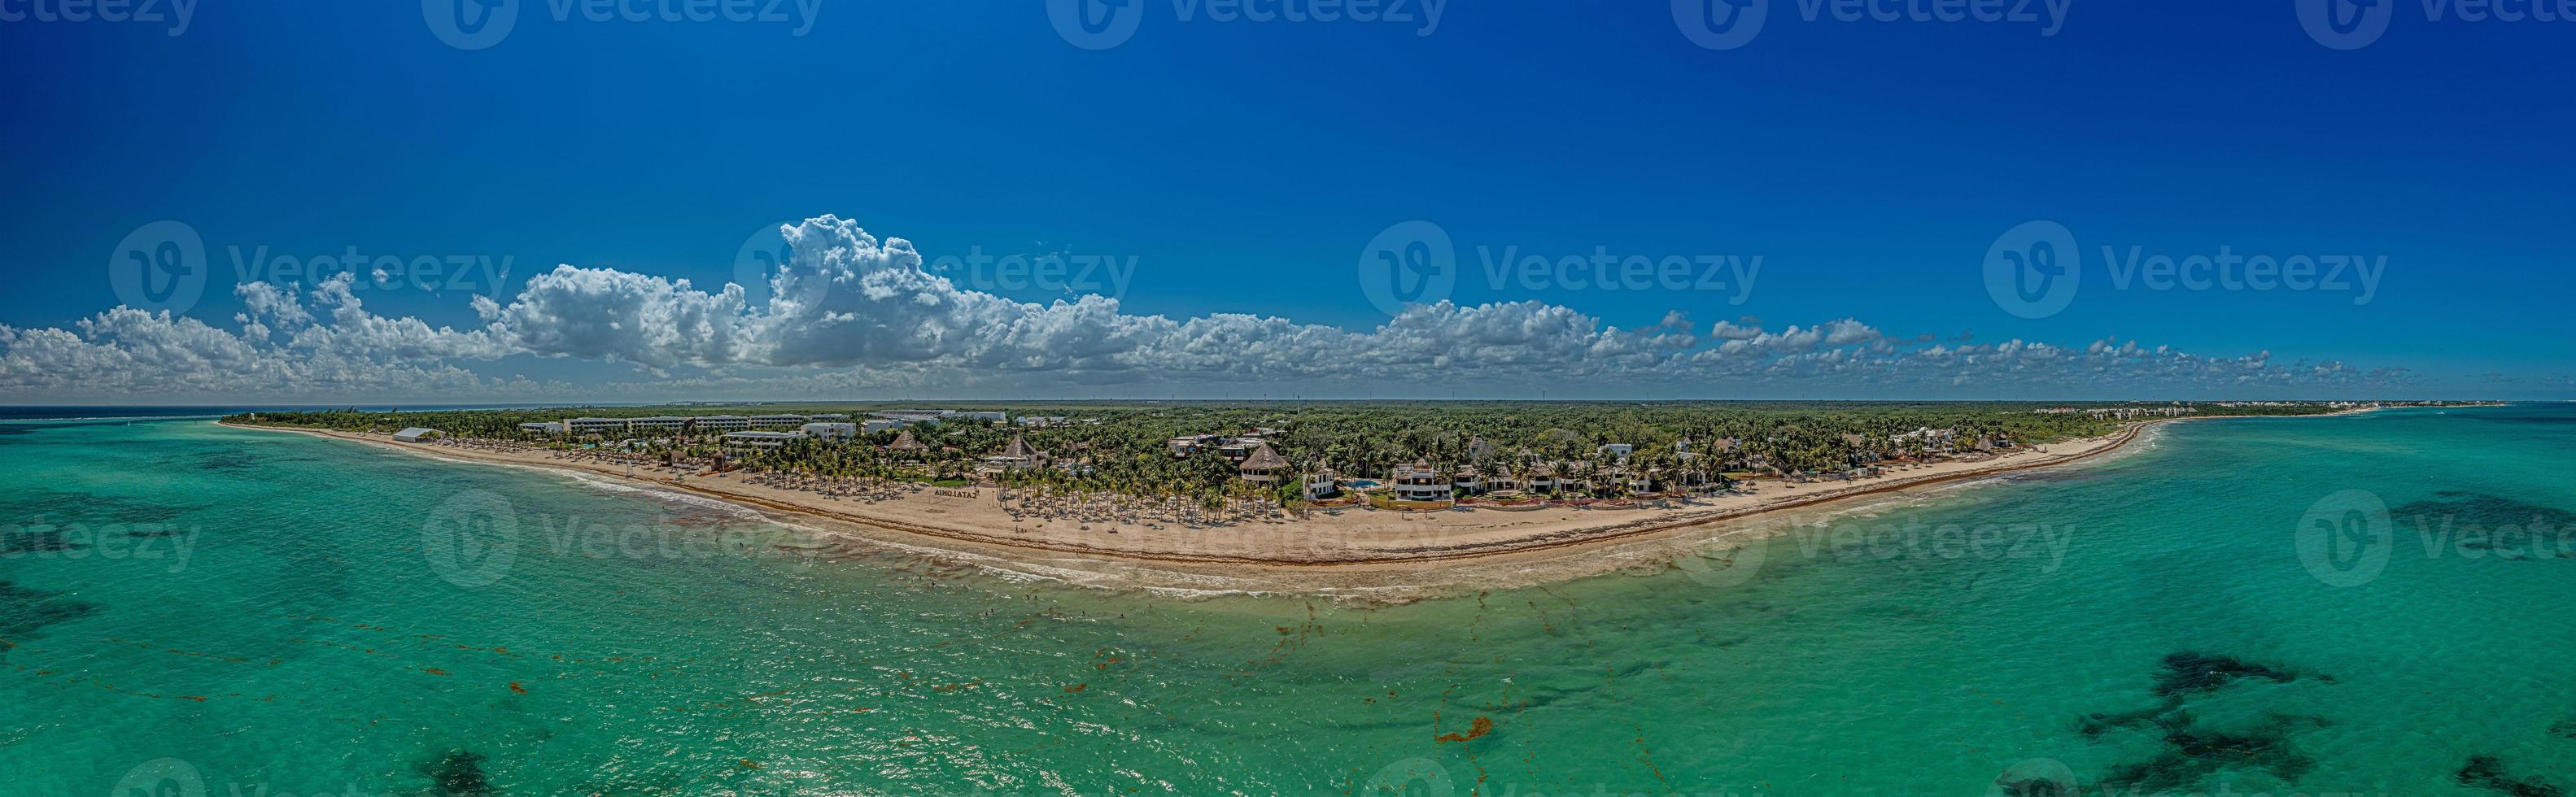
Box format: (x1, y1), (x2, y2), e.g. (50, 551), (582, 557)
(216, 411), (2361, 600)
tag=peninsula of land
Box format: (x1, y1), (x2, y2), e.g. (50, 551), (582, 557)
(216, 402), (2409, 598)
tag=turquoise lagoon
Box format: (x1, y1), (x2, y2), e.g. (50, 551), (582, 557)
(3, 405), (2574, 795)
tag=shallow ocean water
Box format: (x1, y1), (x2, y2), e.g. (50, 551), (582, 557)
(2, 405), (2572, 795)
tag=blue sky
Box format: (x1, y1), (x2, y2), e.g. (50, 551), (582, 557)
(0, 0), (2568, 402)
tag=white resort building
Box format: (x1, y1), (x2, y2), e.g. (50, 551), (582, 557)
(392, 427), (442, 443)
(566, 417), (630, 435)
(627, 416), (690, 433)
(869, 411), (953, 429)
(801, 422), (859, 441)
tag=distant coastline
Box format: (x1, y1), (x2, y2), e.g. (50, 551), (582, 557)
(212, 408), (2392, 598)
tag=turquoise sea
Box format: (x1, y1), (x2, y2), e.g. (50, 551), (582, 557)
(6, 405), (2575, 795)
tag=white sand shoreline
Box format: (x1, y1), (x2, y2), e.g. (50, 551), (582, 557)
(216, 408), (2376, 601)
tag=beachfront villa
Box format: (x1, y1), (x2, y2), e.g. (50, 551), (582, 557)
(1302, 469), (1341, 500)
(1237, 442), (1289, 486)
(1841, 433), (1884, 464)
(1893, 427), (1958, 451)
(392, 427), (442, 443)
(1391, 462), (1453, 503)
(1451, 468), (1485, 495)
(722, 430), (804, 450)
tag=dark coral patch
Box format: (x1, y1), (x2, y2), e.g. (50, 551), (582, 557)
(2101, 716), (2319, 792)
(2153, 651), (2302, 698)
(422, 750), (491, 796)
(2457, 755), (2566, 797)
(0, 581), (100, 639)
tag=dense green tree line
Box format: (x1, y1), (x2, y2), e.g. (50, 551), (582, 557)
(224, 401), (2356, 503)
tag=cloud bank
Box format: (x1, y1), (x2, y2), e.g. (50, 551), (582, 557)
(0, 215), (2418, 402)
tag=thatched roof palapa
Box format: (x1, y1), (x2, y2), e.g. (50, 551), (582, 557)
(887, 429), (927, 451)
(1002, 433), (1041, 459)
(1238, 442), (1289, 473)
